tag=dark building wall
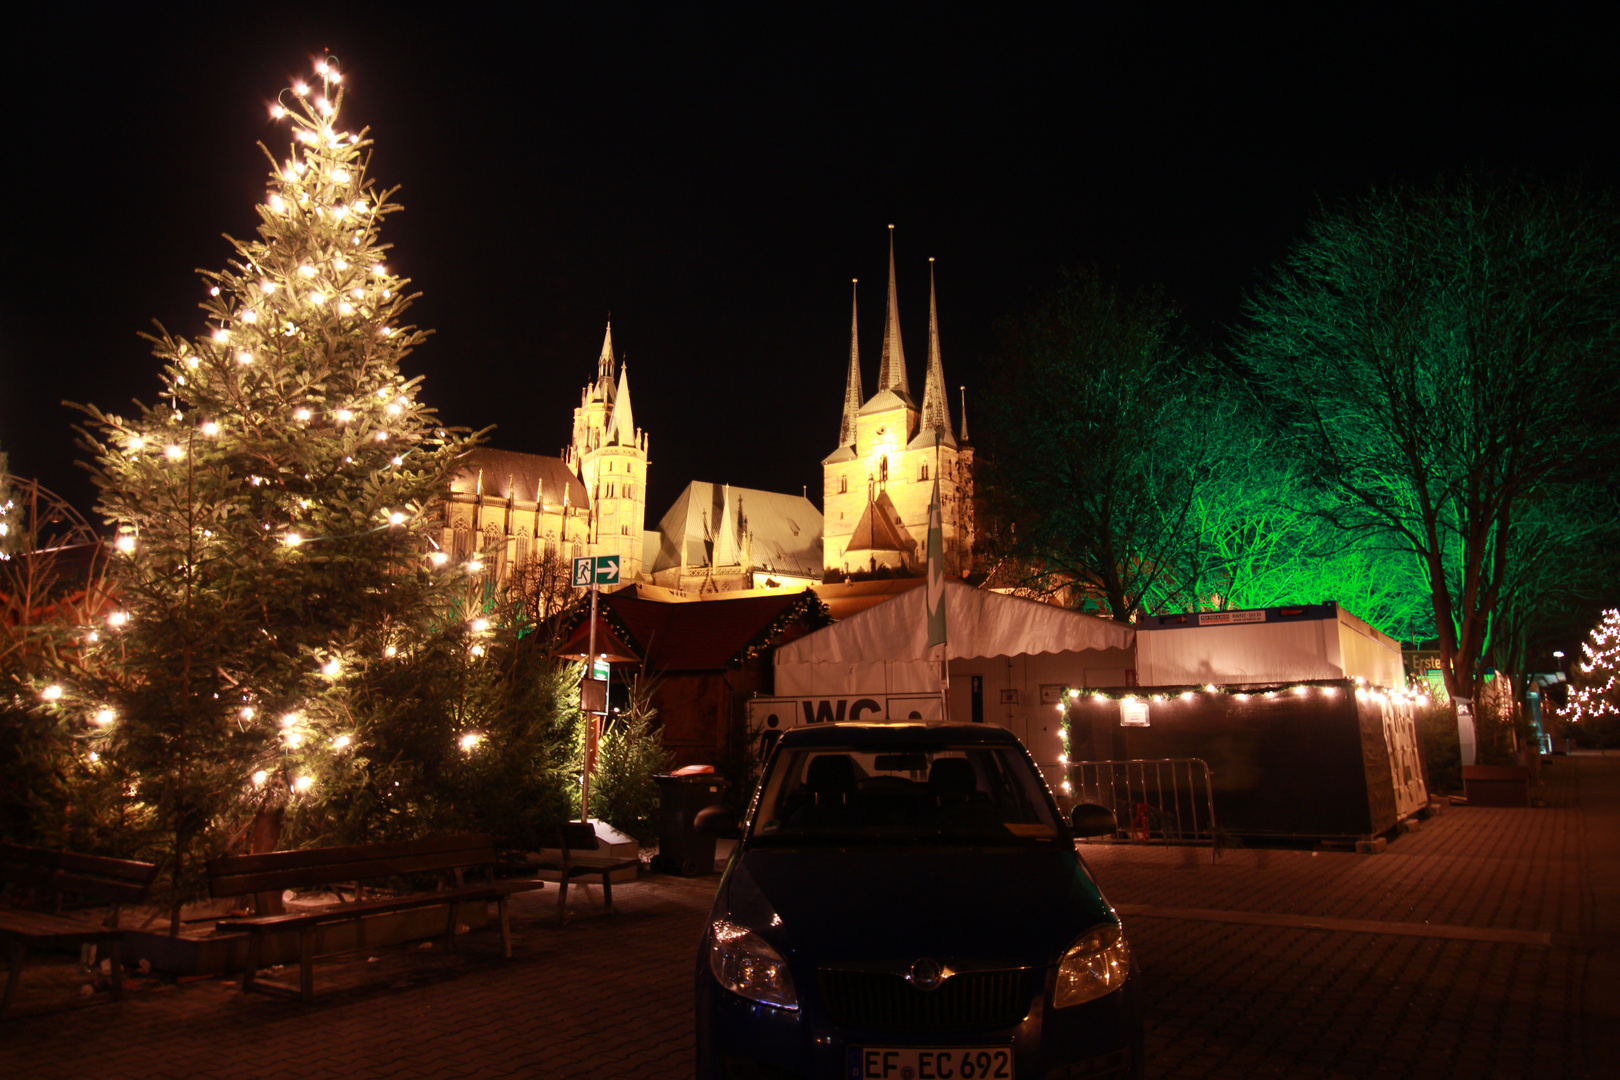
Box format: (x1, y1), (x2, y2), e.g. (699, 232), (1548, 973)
(1068, 680), (1402, 839)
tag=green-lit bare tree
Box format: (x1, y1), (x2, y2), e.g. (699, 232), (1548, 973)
(1237, 179), (1620, 756)
(983, 269), (1207, 623)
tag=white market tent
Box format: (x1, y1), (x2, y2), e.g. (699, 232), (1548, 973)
(774, 581), (1135, 697)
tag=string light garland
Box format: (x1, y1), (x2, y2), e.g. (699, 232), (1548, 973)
(1559, 608), (1620, 726)
(43, 54), (495, 890)
(1052, 677), (1431, 796)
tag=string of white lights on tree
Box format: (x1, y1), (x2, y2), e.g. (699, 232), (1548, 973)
(42, 57), (496, 863)
(1560, 608), (1620, 726)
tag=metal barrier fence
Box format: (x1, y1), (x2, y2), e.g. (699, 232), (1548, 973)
(1068, 758), (1220, 861)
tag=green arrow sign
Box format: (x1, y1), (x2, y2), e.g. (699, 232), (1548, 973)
(572, 554), (621, 586)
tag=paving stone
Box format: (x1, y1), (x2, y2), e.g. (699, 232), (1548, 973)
(5, 754), (1618, 1077)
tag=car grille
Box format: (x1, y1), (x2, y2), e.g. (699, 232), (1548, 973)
(818, 968), (1033, 1032)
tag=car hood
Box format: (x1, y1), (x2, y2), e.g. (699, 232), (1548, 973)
(718, 845), (1114, 968)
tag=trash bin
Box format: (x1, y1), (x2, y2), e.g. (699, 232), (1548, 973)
(652, 772), (728, 876)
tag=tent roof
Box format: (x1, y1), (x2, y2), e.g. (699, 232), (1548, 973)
(775, 581), (1134, 665)
(596, 589), (829, 671)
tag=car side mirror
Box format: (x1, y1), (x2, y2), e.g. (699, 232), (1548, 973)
(1070, 803), (1118, 839)
(695, 804), (741, 839)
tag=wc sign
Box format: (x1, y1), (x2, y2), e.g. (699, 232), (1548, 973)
(746, 694), (945, 734)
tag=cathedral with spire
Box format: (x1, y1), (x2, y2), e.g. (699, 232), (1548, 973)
(822, 226), (975, 581)
(440, 226), (968, 596)
(438, 323), (648, 585)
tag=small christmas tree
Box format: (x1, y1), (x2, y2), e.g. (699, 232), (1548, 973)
(61, 57), (482, 914)
(1561, 609), (1620, 739)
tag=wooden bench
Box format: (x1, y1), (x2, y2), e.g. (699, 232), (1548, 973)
(206, 832), (543, 1003)
(532, 822), (641, 922)
(1, 844), (158, 1018)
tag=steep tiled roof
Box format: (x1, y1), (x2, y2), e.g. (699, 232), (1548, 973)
(845, 491), (914, 555)
(650, 482), (823, 579)
(448, 448), (589, 512)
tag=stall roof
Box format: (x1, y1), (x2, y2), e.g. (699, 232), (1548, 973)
(776, 580), (1133, 665)
(583, 589), (829, 671)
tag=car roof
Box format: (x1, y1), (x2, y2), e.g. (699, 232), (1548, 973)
(776, 722), (1023, 748)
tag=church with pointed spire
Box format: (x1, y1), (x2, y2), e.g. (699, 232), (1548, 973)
(439, 322), (648, 585)
(823, 227), (975, 581)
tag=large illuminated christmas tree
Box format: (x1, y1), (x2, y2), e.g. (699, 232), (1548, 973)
(64, 58), (482, 910)
(1561, 609), (1620, 736)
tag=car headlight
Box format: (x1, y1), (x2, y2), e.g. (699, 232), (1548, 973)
(1054, 922), (1131, 1008)
(709, 919), (799, 1010)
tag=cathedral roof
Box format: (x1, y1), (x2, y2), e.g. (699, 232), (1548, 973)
(606, 362), (636, 445)
(448, 448), (590, 512)
(912, 257), (957, 451)
(857, 387), (916, 416)
(877, 226), (911, 398)
(845, 491), (914, 555)
(837, 278), (863, 451)
(651, 481), (823, 579)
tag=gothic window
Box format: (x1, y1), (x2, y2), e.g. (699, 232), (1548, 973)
(515, 535), (530, 567)
(546, 531), (559, 559)
(879, 457), (888, 483)
(621, 524), (629, 536)
(572, 541), (583, 560)
(839, 474), (848, 494)
(453, 527), (469, 560)
(919, 463), (929, 481)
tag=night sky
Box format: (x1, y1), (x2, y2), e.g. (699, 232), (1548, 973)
(2, 8), (1614, 524)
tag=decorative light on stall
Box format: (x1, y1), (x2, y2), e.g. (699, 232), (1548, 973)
(92, 708), (116, 727)
(41, 685), (63, 702)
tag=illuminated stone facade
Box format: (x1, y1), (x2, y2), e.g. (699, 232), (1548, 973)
(439, 323), (647, 582)
(823, 232), (974, 580)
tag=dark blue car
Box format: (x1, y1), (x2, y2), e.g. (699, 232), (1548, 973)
(696, 722), (1144, 1080)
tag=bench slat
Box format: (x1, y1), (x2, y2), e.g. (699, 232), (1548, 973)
(210, 847), (500, 898)
(0, 910), (125, 942)
(207, 833), (492, 877)
(215, 879), (545, 933)
(1, 845), (160, 905)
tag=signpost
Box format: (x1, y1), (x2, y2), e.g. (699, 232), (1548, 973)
(572, 555), (622, 820)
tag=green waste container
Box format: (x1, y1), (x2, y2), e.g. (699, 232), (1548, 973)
(652, 773), (727, 876)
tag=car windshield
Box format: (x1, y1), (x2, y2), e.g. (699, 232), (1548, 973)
(748, 742), (1062, 846)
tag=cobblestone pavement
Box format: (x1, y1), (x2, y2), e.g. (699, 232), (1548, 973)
(4, 754), (1616, 1079)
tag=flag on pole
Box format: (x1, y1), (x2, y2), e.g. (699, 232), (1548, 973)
(926, 477), (946, 650)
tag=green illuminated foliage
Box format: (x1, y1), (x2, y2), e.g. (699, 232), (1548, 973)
(1237, 178), (1620, 704)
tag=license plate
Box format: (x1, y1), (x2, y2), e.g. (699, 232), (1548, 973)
(850, 1045), (1013, 1079)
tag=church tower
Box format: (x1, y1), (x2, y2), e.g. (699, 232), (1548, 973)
(823, 229), (974, 580)
(567, 321), (649, 581)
